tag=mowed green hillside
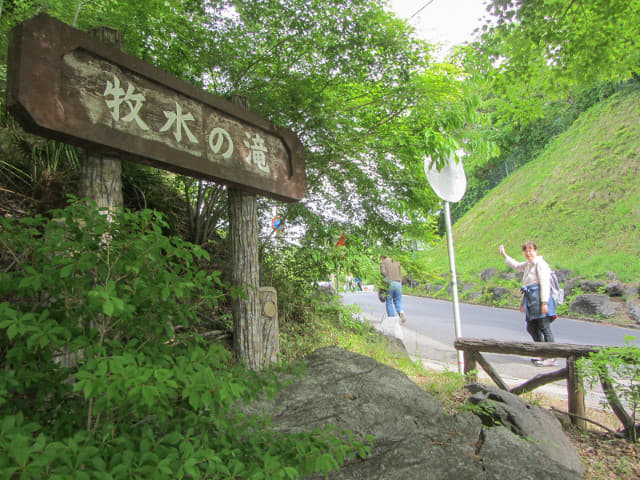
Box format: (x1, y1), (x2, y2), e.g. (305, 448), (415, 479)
(427, 84), (640, 283)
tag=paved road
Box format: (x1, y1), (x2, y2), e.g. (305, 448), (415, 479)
(342, 291), (640, 406)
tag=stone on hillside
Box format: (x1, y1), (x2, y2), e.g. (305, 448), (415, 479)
(606, 271), (618, 281)
(466, 384), (583, 475)
(623, 284), (638, 297)
(605, 280), (624, 297)
(564, 277), (582, 297)
(481, 268), (498, 282)
(626, 299), (640, 325)
(554, 269), (573, 284)
(242, 347), (581, 480)
(570, 294), (619, 318)
(488, 286), (510, 302)
(579, 280), (606, 293)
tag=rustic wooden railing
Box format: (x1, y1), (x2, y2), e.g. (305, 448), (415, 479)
(454, 338), (602, 430)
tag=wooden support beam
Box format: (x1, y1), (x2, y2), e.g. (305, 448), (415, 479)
(566, 357), (586, 430)
(474, 351), (510, 391)
(510, 368), (568, 396)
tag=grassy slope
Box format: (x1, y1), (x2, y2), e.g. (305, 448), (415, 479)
(426, 84), (640, 283)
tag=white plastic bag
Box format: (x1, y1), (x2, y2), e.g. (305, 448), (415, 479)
(379, 316), (404, 341)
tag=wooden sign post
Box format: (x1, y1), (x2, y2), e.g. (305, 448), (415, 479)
(7, 14), (306, 368)
(80, 26), (125, 215)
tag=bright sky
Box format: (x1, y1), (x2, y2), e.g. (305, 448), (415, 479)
(388, 0), (489, 49)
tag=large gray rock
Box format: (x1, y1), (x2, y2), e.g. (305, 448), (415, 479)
(570, 293), (619, 318)
(242, 347), (581, 480)
(466, 383), (583, 475)
(579, 280), (606, 293)
(605, 280), (624, 297)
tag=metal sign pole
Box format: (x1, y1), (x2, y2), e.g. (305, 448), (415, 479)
(444, 201), (464, 374)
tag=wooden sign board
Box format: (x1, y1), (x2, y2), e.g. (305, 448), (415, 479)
(6, 14), (306, 202)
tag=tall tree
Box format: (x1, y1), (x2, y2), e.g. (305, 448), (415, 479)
(448, 0), (640, 222)
(466, 0), (640, 125)
(1, 0), (489, 247)
(217, 0), (486, 247)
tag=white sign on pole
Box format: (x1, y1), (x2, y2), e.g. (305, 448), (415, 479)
(424, 155), (467, 203)
(425, 155), (467, 374)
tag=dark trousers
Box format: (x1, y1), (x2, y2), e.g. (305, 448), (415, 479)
(526, 316), (555, 343)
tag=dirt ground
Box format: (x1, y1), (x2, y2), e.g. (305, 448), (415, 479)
(490, 391), (639, 479)
(568, 427), (639, 480)
(548, 398), (639, 480)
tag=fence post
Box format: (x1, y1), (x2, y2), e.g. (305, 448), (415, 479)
(463, 350), (477, 382)
(567, 356), (586, 430)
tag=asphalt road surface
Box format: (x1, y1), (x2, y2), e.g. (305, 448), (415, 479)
(342, 291), (640, 406)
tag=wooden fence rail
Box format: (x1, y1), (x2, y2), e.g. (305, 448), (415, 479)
(454, 338), (602, 430)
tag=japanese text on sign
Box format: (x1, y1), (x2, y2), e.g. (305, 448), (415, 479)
(102, 74), (271, 174)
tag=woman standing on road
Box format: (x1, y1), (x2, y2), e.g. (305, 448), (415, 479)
(499, 241), (558, 366)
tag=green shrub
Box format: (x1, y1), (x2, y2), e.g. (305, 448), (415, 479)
(0, 200), (369, 478)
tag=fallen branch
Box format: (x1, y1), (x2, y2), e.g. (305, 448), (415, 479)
(550, 406), (624, 438)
